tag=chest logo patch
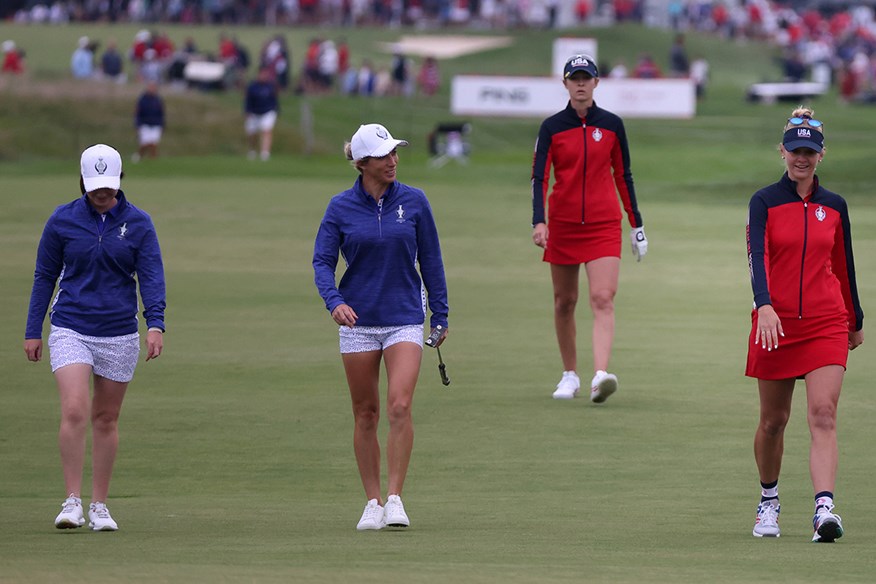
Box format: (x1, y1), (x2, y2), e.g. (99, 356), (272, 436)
(396, 205), (406, 223)
(815, 206), (826, 222)
(118, 222), (128, 239)
(592, 128), (603, 142)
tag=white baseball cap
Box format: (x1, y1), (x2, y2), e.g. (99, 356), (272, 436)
(80, 144), (122, 192)
(350, 123), (409, 161)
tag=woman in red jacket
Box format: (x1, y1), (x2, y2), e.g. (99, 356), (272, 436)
(531, 54), (647, 404)
(746, 107), (864, 542)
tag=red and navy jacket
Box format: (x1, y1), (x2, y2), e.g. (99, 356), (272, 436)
(747, 173), (863, 331)
(531, 101), (643, 228)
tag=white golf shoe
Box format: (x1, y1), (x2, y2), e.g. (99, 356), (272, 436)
(88, 502), (119, 532)
(812, 505), (843, 543)
(552, 371), (580, 399)
(752, 499), (781, 538)
(384, 494), (410, 528)
(590, 370), (618, 403)
(356, 499), (385, 531)
(54, 494), (85, 529)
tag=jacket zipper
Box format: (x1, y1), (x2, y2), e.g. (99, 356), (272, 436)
(377, 198), (383, 237)
(581, 122), (588, 224)
(798, 201), (808, 319)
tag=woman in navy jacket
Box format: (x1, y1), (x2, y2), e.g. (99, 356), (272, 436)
(531, 54), (647, 403)
(747, 108), (863, 542)
(313, 123), (448, 531)
(25, 144), (166, 532)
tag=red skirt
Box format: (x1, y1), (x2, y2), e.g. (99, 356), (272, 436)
(543, 220), (621, 265)
(745, 311), (849, 380)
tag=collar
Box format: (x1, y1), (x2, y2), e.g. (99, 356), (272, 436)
(779, 172), (820, 199)
(81, 189), (128, 218)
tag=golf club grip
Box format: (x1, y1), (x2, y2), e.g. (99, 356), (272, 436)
(438, 362), (450, 386)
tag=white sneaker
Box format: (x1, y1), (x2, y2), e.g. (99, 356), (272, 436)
(812, 505), (843, 542)
(88, 502), (119, 532)
(752, 499), (781, 538)
(356, 499), (385, 531)
(260, 151), (271, 161)
(552, 371), (580, 399)
(384, 494), (410, 528)
(54, 494), (85, 529)
(590, 370), (618, 403)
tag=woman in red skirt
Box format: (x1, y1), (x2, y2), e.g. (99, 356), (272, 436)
(531, 54), (647, 404)
(746, 107), (864, 542)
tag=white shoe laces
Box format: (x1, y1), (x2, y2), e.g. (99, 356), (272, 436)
(91, 503), (111, 519)
(759, 504), (779, 528)
(61, 497), (81, 513)
(361, 501), (382, 522)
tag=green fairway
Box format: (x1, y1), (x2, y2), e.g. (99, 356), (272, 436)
(3, 22), (876, 584)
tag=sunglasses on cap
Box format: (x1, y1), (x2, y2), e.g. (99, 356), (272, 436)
(788, 116), (823, 128)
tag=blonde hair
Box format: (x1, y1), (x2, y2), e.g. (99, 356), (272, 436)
(343, 141), (368, 173)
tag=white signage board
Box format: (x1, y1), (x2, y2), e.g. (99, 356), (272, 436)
(552, 38), (598, 77)
(451, 76), (696, 119)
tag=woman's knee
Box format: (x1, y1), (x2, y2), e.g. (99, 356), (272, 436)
(353, 403), (380, 431)
(589, 289), (616, 313)
(387, 398), (412, 424)
(759, 413), (790, 436)
(808, 403), (837, 432)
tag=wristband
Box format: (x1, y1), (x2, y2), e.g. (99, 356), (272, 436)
(148, 327), (164, 333)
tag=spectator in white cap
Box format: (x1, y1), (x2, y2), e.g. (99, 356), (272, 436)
(71, 36), (94, 79)
(24, 143), (167, 533)
(313, 123), (449, 532)
(2, 40), (25, 74)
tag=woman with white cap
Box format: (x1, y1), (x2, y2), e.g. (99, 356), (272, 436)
(24, 144), (166, 532)
(313, 123), (449, 531)
(747, 107), (864, 542)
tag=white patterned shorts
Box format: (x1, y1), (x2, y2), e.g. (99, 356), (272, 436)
(48, 325), (140, 383)
(339, 324), (424, 354)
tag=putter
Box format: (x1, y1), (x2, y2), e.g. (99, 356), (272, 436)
(425, 325), (451, 387)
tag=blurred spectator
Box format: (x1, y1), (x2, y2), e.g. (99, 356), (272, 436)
(130, 29), (151, 65)
(299, 37), (321, 94)
(390, 51), (411, 96)
(417, 56), (440, 96)
(318, 39), (339, 92)
(690, 55), (710, 98)
(1, 40), (25, 74)
(182, 37), (199, 55)
(575, 0), (591, 23)
(244, 67), (279, 161)
(632, 54), (662, 79)
(101, 40), (125, 83)
(134, 81), (165, 161)
(71, 36), (94, 79)
(356, 59), (376, 96)
(139, 49), (162, 84)
(668, 34), (689, 78)
(337, 38), (350, 78)
(608, 59), (628, 79)
(781, 49), (806, 82)
(261, 35), (288, 91)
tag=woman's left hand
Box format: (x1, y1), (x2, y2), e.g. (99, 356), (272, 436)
(146, 330), (163, 361)
(849, 329), (864, 351)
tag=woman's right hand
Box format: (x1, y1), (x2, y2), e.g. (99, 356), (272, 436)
(331, 304), (358, 328)
(24, 339), (42, 362)
(532, 223), (548, 249)
(755, 305), (784, 351)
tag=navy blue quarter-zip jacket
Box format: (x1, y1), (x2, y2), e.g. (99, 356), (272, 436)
(313, 177), (449, 329)
(25, 191), (166, 338)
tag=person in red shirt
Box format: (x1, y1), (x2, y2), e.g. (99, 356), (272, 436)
(1, 40), (24, 74)
(531, 55), (647, 404)
(747, 107), (864, 543)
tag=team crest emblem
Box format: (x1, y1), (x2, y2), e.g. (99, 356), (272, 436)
(396, 205), (406, 223)
(815, 206), (826, 222)
(592, 128), (603, 142)
(376, 127), (388, 140)
(118, 222), (128, 239)
(94, 158), (107, 174)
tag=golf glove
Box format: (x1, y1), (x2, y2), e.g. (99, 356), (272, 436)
(630, 227), (648, 262)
